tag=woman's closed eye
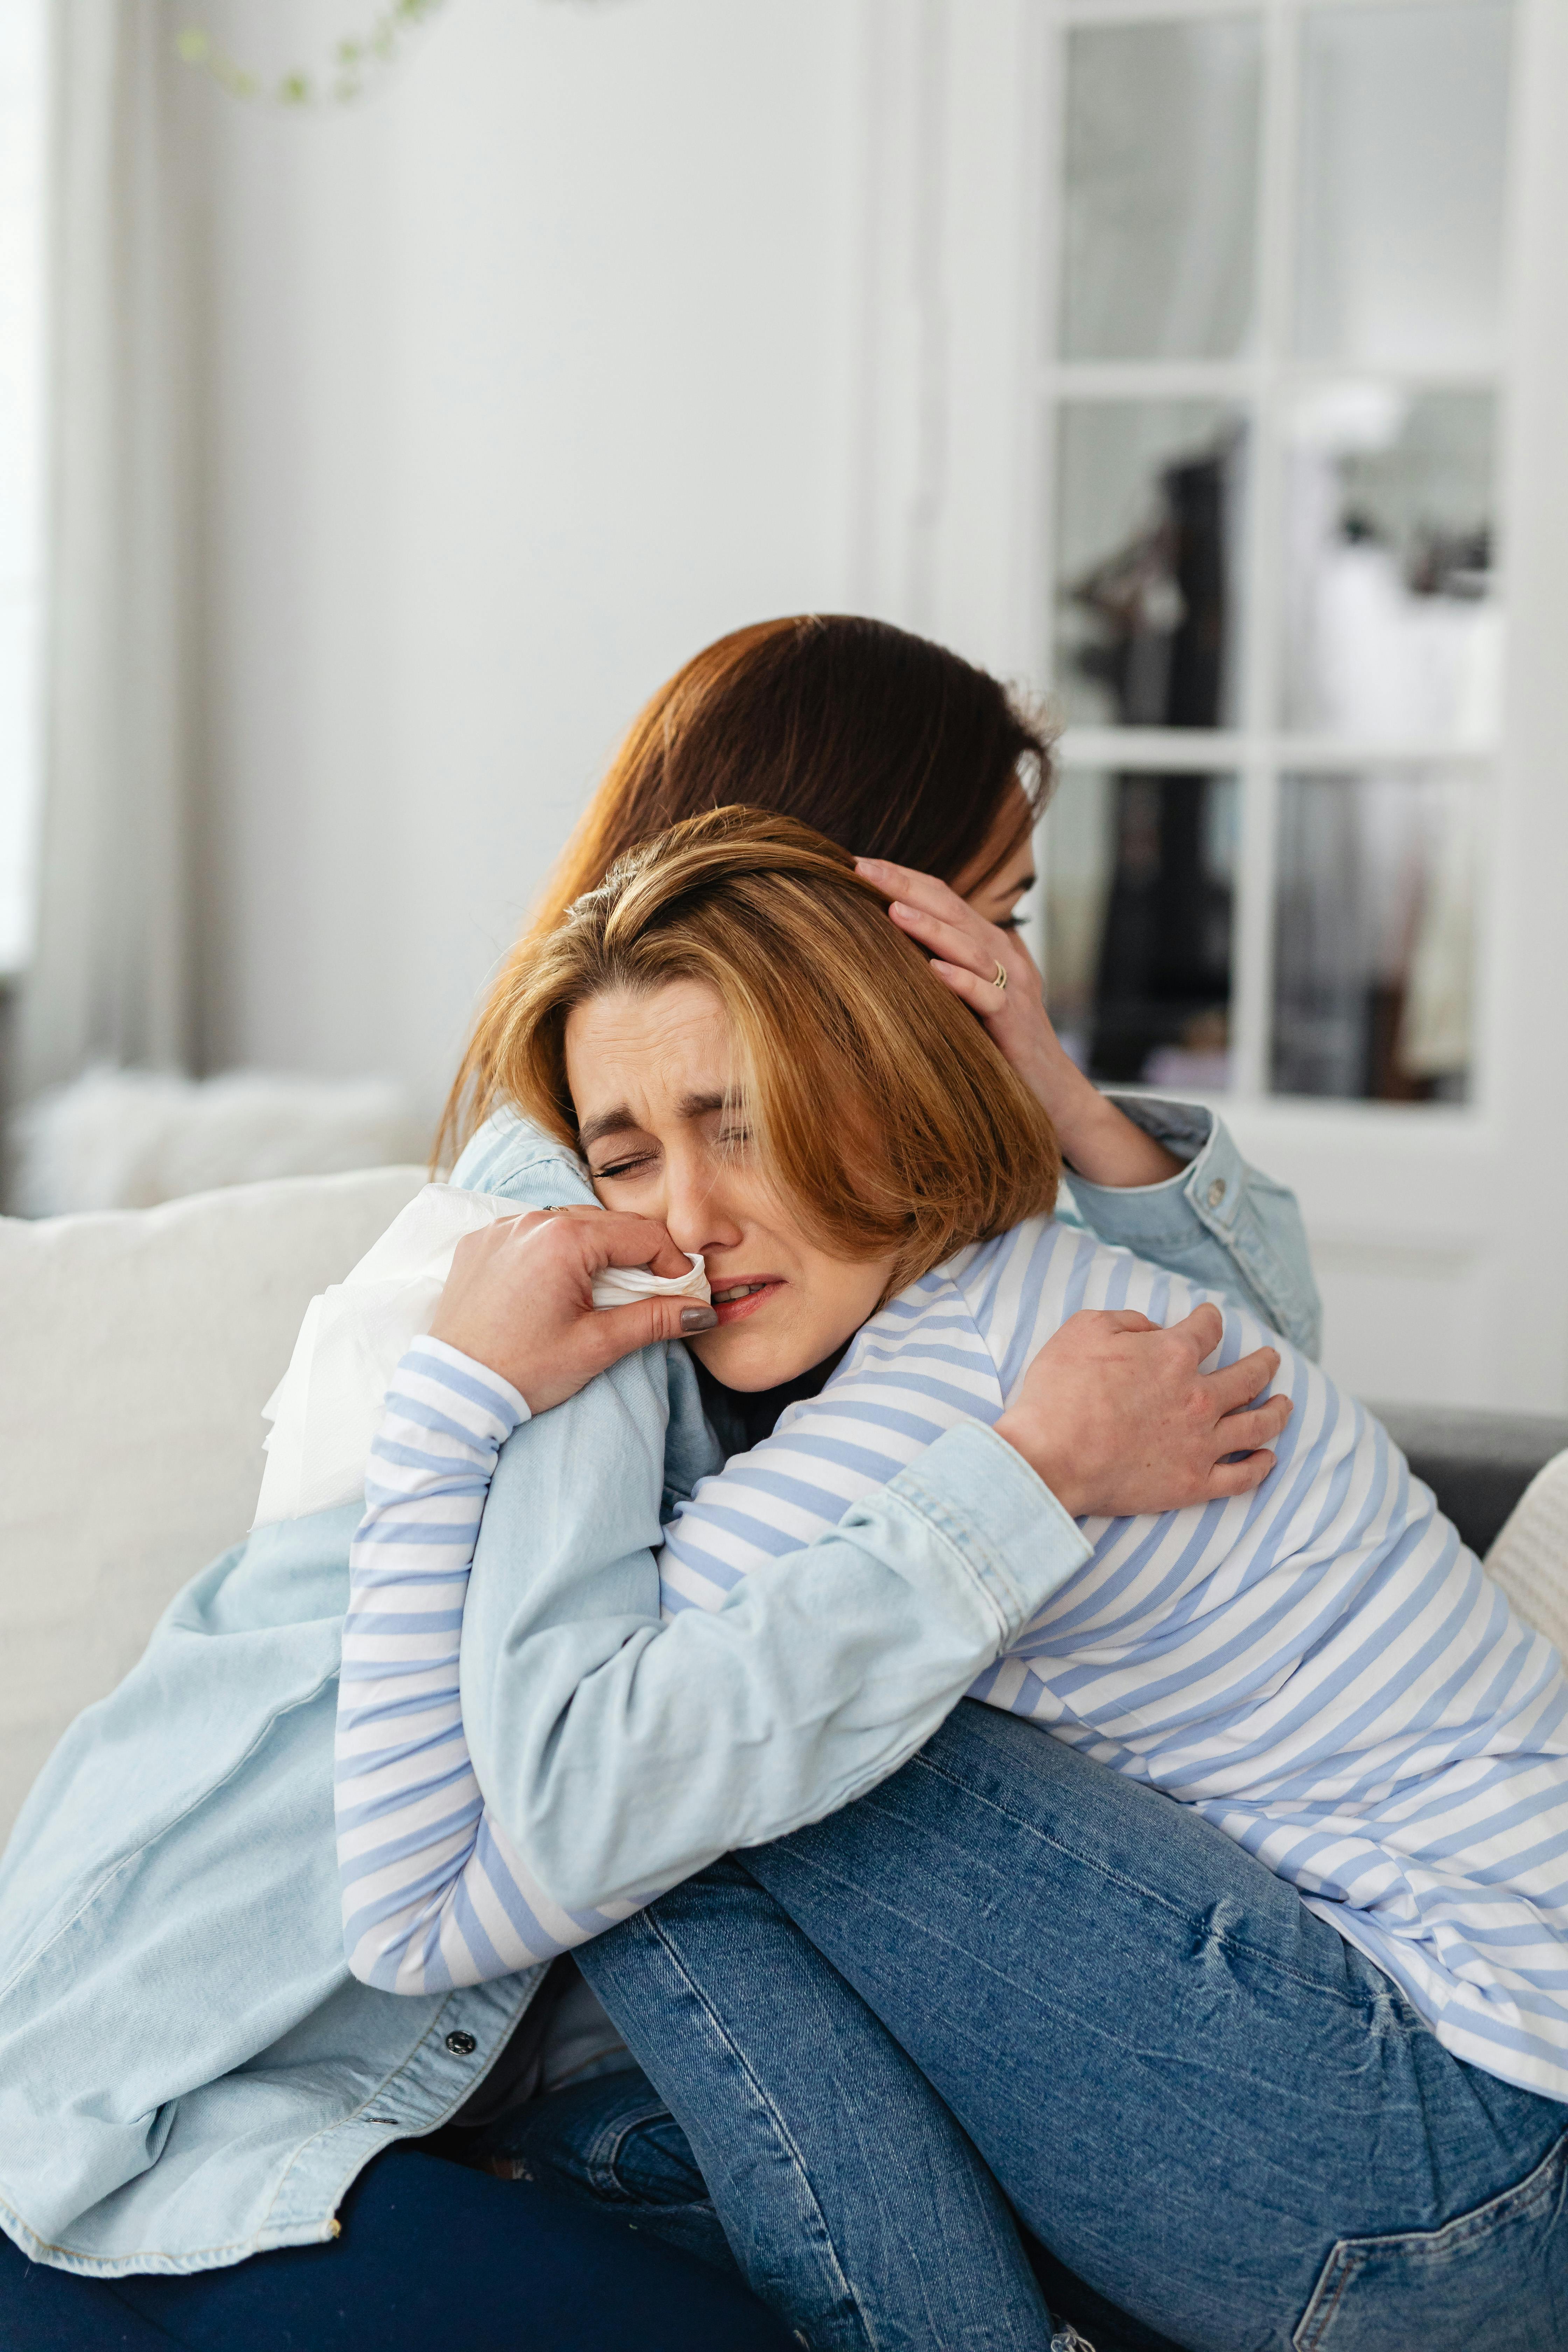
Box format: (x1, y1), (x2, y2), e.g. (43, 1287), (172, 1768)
(592, 1149), (659, 1181)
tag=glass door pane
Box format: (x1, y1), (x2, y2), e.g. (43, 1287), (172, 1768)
(1053, 401), (1249, 727)
(1294, 0), (1513, 369)
(1272, 768), (1478, 1100)
(1045, 768), (1238, 1090)
(1280, 386), (1501, 741)
(1060, 15), (1262, 361)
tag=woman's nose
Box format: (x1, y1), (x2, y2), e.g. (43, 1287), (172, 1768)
(661, 1156), (743, 1259)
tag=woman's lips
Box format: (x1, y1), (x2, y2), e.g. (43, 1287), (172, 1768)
(708, 1279), (783, 1326)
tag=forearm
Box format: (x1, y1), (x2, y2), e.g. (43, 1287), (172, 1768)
(338, 1335), (1087, 1980)
(464, 1388), (1087, 1918)
(335, 1338), (552, 1990)
(1022, 1041), (1183, 1187)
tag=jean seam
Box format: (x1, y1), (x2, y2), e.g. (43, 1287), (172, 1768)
(640, 1908), (880, 2351)
(1293, 2245), (1362, 2352)
(582, 2096), (677, 2199)
(1290, 2129), (1568, 2350)
(898, 1749), (1373, 2013)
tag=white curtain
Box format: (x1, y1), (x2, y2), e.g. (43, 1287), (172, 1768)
(17, 0), (202, 1096)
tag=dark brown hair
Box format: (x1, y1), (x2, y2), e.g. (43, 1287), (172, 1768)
(499, 807), (1060, 1295)
(439, 614), (1054, 1163)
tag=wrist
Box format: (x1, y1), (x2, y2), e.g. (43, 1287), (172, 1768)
(405, 1334), (531, 1429)
(992, 1409), (1086, 1518)
(1057, 1094), (1183, 1190)
(1012, 1038), (1106, 1153)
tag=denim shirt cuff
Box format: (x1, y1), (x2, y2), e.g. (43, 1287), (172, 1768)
(888, 1422), (1091, 1641)
(1064, 1096), (1321, 1357)
(1064, 1097), (1242, 1251)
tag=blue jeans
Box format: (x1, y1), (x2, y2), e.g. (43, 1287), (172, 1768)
(460, 2064), (741, 2279)
(470, 2054), (1163, 2350)
(467, 2008), (1069, 2349)
(0, 2146), (793, 2351)
(571, 1702), (1568, 2352)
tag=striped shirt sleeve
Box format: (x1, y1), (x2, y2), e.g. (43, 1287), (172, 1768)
(335, 1339), (651, 1992)
(337, 1332), (1087, 1990)
(336, 1338), (526, 1990)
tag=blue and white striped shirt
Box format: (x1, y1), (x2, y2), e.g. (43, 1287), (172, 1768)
(336, 1216), (1568, 2102)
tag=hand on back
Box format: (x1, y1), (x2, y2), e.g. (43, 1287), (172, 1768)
(995, 1303), (1291, 1521)
(429, 1208), (715, 1415)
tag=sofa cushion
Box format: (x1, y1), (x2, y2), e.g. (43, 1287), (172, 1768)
(0, 1166), (426, 1841)
(1483, 1448), (1568, 1665)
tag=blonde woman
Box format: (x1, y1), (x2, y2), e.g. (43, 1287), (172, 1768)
(337, 812), (1568, 2352)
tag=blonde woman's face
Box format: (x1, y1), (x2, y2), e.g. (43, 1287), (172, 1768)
(565, 979), (896, 1392)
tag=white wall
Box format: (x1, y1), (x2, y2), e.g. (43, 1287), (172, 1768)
(186, 0), (1568, 1412)
(195, 0), (862, 1123)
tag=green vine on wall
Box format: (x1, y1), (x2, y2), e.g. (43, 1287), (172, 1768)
(174, 0), (449, 109)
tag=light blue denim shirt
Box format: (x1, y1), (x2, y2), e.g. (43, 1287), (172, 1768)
(0, 1102), (1320, 2276)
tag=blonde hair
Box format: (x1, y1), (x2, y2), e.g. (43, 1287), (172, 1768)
(498, 807), (1061, 1296)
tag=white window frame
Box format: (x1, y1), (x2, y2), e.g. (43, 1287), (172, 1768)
(851, 0), (1568, 1407)
(1031, 0), (1513, 1110)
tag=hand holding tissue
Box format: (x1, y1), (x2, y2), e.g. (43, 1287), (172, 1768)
(252, 1184), (708, 1527)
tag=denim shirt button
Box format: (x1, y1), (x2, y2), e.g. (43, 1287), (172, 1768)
(1206, 1178), (1226, 1209)
(444, 2030), (477, 2057)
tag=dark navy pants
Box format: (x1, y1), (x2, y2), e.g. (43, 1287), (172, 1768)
(0, 2144), (793, 2351)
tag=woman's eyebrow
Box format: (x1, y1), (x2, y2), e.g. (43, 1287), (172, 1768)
(678, 1090), (730, 1120)
(578, 1107), (641, 1149)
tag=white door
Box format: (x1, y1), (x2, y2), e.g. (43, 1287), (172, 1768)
(852, 0), (1568, 1412)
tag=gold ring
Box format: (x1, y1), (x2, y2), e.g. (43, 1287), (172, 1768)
(992, 961), (1008, 993)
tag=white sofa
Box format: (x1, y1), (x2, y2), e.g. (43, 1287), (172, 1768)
(4, 1167), (1566, 1851)
(0, 1166), (426, 1841)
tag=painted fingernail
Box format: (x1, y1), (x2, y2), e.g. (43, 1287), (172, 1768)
(681, 1306), (718, 1331)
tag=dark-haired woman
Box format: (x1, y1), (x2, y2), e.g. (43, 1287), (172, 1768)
(0, 620), (1320, 2349)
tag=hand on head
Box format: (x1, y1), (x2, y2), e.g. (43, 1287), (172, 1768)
(854, 856), (1048, 1075)
(428, 1208), (715, 1416)
(994, 1302), (1292, 1521)
(853, 854), (1183, 1189)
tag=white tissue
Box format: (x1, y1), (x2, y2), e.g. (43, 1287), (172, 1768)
(253, 1185), (709, 1530)
(591, 1254), (709, 1311)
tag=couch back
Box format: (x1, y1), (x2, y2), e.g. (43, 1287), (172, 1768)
(0, 1166), (426, 1841)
